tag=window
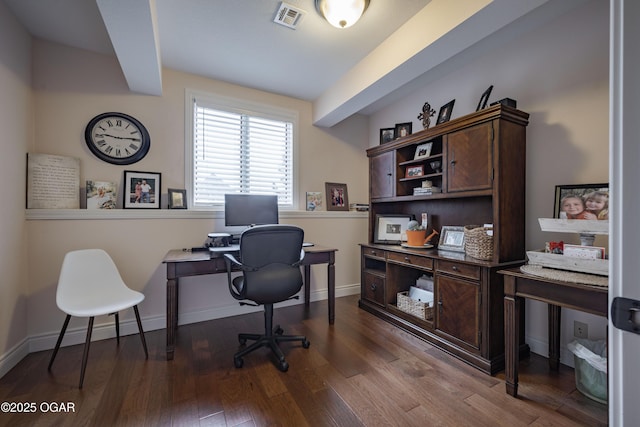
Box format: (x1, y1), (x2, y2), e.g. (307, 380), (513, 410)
(187, 91), (297, 208)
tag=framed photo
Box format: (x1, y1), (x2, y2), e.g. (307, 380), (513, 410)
(414, 142), (433, 160)
(124, 170), (161, 209)
(380, 128), (395, 144)
(406, 165), (424, 178)
(325, 182), (349, 211)
(394, 122), (412, 139)
(86, 180), (117, 209)
(436, 99), (455, 125)
(554, 183), (609, 220)
(374, 214), (412, 244)
(306, 191), (323, 211)
(168, 188), (187, 209)
(438, 226), (466, 252)
(476, 85), (493, 111)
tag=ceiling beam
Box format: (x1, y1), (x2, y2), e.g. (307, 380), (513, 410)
(312, 0), (551, 127)
(96, 0), (162, 96)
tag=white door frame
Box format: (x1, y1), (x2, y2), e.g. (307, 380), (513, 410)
(609, 1), (640, 425)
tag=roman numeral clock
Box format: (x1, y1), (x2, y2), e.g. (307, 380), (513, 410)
(85, 112), (150, 165)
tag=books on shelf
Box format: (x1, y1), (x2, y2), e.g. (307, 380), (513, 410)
(413, 186), (441, 196)
(350, 203), (369, 212)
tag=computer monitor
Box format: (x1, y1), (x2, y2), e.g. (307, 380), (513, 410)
(224, 194), (279, 227)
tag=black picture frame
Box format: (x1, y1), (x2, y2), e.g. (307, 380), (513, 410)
(394, 122), (412, 139)
(553, 183), (609, 220)
(123, 170), (161, 209)
(380, 128), (395, 144)
(374, 214), (412, 244)
(436, 100), (455, 125)
(168, 188), (187, 209)
(476, 85), (493, 111)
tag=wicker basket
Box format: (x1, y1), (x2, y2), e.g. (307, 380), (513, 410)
(464, 225), (494, 261)
(397, 291), (433, 320)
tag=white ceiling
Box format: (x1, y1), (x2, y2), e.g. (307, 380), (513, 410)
(4, 0), (586, 126)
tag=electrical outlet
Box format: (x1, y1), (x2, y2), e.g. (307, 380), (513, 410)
(574, 321), (588, 338)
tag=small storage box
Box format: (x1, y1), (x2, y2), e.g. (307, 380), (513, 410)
(397, 291), (433, 321)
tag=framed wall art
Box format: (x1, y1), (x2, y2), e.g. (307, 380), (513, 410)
(325, 182), (349, 211)
(554, 183), (609, 220)
(374, 214), (412, 244)
(86, 180), (117, 209)
(436, 99), (455, 125)
(380, 128), (395, 144)
(438, 226), (466, 252)
(124, 170), (161, 209)
(168, 188), (187, 209)
(394, 122), (412, 139)
(414, 142), (433, 160)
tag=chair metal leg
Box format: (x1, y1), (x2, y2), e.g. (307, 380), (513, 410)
(114, 312), (120, 344)
(48, 314), (71, 371)
(79, 317), (95, 388)
(133, 305), (148, 359)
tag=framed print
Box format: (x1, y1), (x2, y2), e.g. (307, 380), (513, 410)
(476, 85), (493, 111)
(438, 226), (466, 252)
(406, 165), (424, 178)
(394, 122), (412, 139)
(380, 128), (395, 144)
(436, 99), (455, 125)
(124, 170), (161, 209)
(554, 183), (609, 220)
(325, 182), (349, 211)
(414, 142), (433, 160)
(168, 188), (187, 209)
(306, 191), (323, 211)
(86, 180), (117, 209)
(374, 214), (412, 244)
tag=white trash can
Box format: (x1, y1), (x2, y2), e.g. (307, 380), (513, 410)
(567, 338), (607, 404)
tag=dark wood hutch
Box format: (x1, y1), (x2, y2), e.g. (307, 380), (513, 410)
(360, 104), (530, 374)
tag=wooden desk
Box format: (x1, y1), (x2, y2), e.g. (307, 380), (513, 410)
(162, 245), (337, 360)
(500, 267), (608, 397)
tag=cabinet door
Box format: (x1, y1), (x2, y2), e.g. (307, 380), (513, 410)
(436, 274), (480, 349)
(362, 272), (385, 307)
(370, 151), (394, 199)
(447, 122), (493, 192)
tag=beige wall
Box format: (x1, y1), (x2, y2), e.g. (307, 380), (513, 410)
(369, 0), (608, 365)
(0, 3), (32, 376)
(11, 39), (369, 360)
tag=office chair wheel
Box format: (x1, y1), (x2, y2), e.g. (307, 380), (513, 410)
(274, 326), (284, 335)
(239, 337), (247, 345)
(234, 356), (244, 368)
(302, 339), (310, 349)
(277, 360), (289, 372)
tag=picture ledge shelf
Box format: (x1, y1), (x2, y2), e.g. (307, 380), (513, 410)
(25, 209), (368, 221)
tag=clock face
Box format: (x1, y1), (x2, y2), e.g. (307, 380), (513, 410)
(85, 112), (150, 165)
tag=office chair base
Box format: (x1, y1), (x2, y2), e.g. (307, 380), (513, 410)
(234, 324), (310, 372)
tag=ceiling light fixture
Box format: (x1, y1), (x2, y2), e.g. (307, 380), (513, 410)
(315, 0), (370, 29)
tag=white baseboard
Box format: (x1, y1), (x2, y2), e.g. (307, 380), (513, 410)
(0, 284), (361, 379)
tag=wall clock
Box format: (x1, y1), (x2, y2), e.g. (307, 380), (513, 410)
(85, 112), (150, 165)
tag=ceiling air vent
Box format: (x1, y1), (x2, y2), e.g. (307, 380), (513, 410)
(274, 2), (305, 29)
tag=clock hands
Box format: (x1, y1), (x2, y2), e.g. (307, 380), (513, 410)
(95, 133), (140, 141)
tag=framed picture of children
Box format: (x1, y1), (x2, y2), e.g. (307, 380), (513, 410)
(554, 183), (609, 220)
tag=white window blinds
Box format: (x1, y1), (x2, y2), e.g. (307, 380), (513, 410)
(191, 96), (294, 207)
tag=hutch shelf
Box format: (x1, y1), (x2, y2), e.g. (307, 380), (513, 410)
(360, 104), (531, 374)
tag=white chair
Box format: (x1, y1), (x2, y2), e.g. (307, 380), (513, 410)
(47, 249), (148, 388)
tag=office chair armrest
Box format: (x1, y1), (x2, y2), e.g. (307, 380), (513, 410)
(291, 249), (305, 268)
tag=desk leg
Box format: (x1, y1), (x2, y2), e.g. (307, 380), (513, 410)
(504, 275), (520, 397)
(304, 265), (311, 307)
(328, 252), (335, 325)
(548, 304), (561, 371)
(166, 276), (178, 361)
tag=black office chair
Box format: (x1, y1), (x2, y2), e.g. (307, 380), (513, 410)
(224, 225), (310, 372)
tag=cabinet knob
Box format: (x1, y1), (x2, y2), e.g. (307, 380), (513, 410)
(404, 256), (411, 262)
(370, 283), (377, 291)
(451, 265), (458, 271)
(371, 250), (377, 256)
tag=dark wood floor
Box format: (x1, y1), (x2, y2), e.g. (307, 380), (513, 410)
(0, 295), (607, 426)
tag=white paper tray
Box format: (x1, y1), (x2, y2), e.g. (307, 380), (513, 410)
(526, 250), (608, 276)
